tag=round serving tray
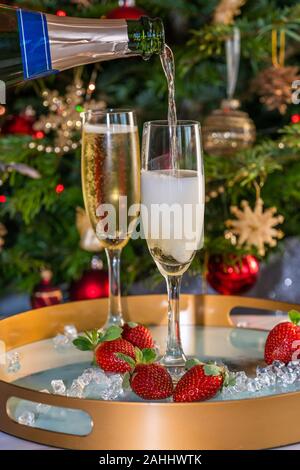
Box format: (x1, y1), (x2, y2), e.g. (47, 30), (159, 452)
(0, 294), (300, 450)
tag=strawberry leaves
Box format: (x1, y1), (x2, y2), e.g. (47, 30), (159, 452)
(116, 347), (157, 370)
(73, 335), (95, 351)
(186, 358), (202, 370)
(203, 364), (222, 377)
(122, 372), (131, 390)
(73, 326), (122, 351)
(101, 326), (122, 342)
(223, 370), (236, 387)
(116, 353), (136, 369)
(141, 348), (157, 364)
(288, 310), (300, 325)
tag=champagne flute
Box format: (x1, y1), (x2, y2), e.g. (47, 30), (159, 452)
(141, 121), (204, 368)
(82, 109), (140, 328)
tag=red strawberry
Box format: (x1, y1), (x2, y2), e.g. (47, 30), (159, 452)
(173, 362), (226, 403)
(95, 338), (135, 373)
(130, 363), (173, 400)
(118, 347), (173, 400)
(264, 310), (300, 365)
(73, 325), (135, 373)
(122, 322), (154, 350)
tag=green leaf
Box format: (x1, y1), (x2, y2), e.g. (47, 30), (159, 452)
(135, 347), (143, 364)
(127, 322), (138, 328)
(100, 326), (122, 343)
(92, 329), (100, 344)
(288, 310), (300, 325)
(185, 358), (202, 370)
(141, 348), (157, 364)
(73, 336), (94, 351)
(122, 372), (131, 390)
(115, 353), (136, 369)
(84, 329), (99, 345)
(223, 371), (235, 388)
(84, 330), (93, 341)
(203, 364), (222, 377)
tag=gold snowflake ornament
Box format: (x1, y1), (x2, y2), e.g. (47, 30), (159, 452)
(225, 198), (284, 256)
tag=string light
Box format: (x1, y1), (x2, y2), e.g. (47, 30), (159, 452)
(55, 184), (65, 194)
(56, 10), (67, 17)
(0, 195), (6, 203)
(291, 113), (300, 124)
(88, 83), (96, 92)
(205, 185), (225, 202)
(34, 130), (45, 139)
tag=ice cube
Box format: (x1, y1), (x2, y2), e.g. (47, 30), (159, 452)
(77, 370), (94, 387)
(6, 352), (21, 373)
(64, 324), (78, 341)
(287, 360), (300, 369)
(51, 379), (66, 395)
(83, 367), (97, 377)
(246, 379), (260, 393)
(100, 374), (123, 400)
(67, 380), (84, 398)
(222, 385), (235, 397)
(272, 360), (285, 372)
(36, 402), (51, 414)
(256, 366), (276, 387)
(278, 370), (297, 387)
(53, 334), (70, 350)
(17, 411), (35, 427)
(233, 371), (248, 392)
(83, 371), (123, 400)
(93, 369), (110, 387)
(36, 389), (51, 413)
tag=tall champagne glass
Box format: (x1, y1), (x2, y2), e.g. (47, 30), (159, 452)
(82, 110), (140, 328)
(141, 121), (204, 368)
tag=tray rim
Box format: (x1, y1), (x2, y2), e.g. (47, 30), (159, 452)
(0, 293), (300, 450)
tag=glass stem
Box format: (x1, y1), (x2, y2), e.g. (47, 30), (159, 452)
(163, 275), (186, 366)
(105, 248), (124, 327)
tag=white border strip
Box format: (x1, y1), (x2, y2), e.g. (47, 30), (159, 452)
(41, 13), (50, 71)
(18, 10), (29, 79)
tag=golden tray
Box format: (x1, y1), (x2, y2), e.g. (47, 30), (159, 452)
(0, 293), (300, 450)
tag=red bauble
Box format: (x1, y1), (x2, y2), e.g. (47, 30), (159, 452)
(206, 254), (259, 295)
(291, 113), (300, 124)
(2, 114), (34, 135)
(31, 269), (63, 309)
(56, 10), (67, 17)
(106, 0), (145, 19)
(70, 269), (109, 301)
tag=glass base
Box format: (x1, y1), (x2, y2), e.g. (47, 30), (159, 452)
(101, 314), (124, 330)
(159, 351), (187, 383)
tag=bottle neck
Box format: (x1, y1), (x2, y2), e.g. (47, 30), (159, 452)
(127, 17), (165, 59)
(46, 14), (164, 71)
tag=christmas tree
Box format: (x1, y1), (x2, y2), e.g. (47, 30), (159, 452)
(1, 0), (300, 297)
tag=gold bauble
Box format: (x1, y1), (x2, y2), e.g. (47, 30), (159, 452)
(202, 99), (256, 156)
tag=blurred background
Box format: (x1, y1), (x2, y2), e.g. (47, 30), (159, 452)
(1, 0), (300, 316)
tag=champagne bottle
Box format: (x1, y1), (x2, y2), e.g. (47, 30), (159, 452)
(0, 4), (165, 87)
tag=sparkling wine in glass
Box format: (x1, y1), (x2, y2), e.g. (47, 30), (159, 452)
(141, 121), (205, 369)
(82, 109), (140, 328)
